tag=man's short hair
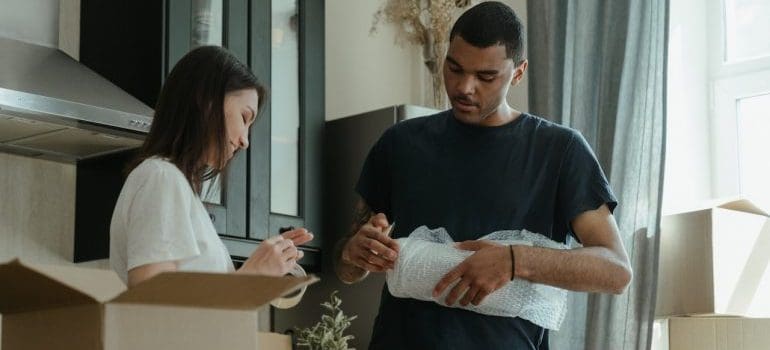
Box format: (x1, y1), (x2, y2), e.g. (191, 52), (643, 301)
(449, 1), (526, 64)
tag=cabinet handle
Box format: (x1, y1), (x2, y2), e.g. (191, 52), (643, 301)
(279, 226), (295, 234)
(209, 213), (216, 222)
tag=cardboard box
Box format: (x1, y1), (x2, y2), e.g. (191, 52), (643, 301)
(656, 317), (770, 350)
(656, 199), (770, 317)
(0, 259), (316, 350)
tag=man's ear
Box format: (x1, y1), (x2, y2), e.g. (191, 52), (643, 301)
(511, 59), (529, 86)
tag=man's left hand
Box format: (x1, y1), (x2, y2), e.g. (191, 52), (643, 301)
(433, 240), (513, 307)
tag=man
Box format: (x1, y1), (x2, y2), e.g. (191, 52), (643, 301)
(334, 2), (632, 349)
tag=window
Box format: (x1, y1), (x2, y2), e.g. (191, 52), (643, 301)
(723, 0), (770, 62)
(736, 93), (770, 209)
(270, 0), (300, 216)
(664, 0), (770, 213)
(710, 0), (770, 207)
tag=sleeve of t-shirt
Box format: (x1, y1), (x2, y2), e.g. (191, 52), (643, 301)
(355, 128), (393, 216)
(556, 131), (618, 239)
(124, 162), (201, 271)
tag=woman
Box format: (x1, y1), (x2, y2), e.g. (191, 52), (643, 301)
(109, 46), (312, 287)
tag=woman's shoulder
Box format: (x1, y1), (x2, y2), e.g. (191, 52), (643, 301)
(126, 157), (188, 189)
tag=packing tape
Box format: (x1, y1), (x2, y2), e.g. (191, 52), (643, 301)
(270, 264), (307, 309)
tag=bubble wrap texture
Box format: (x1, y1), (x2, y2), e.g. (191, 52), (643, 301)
(385, 226), (570, 330)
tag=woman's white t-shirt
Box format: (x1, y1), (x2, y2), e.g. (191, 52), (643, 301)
(110, 157), (235, 284)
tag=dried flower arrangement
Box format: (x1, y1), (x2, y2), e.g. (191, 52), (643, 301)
(371, 0), (474, 108)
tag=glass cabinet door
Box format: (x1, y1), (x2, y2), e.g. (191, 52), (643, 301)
(193, 0), (225, 206)
(191, 0), (223, 48)
(200, 174), (223, 205)
(167, 0), (248, 237)
(249, 0), (323, 249)
(270, 0), (300, 217)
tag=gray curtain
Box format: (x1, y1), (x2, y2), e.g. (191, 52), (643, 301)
(526, 1), (668, 349)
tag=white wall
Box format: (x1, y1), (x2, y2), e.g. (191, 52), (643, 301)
(325, 0), (423, 120)
(662, 0), (713, 214)
(0, 0), (59, 47)
(325, 0), (529, 121)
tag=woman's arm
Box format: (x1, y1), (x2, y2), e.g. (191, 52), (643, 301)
(126, 228), (314, 287)
(128, 261), (178, 287)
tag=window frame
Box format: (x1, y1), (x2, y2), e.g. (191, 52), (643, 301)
(708, 0), (770, 200)
(245, 0), (323, 248)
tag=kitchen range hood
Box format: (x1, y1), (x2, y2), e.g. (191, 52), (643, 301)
(0, 37), (153, 162)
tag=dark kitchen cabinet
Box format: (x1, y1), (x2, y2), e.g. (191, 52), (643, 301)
(77, 0), (323, 270)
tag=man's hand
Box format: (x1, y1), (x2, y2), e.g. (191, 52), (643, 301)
(341, 213), (399, 272)
(433, 240), (513, 307)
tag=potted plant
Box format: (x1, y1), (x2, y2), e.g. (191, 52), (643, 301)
(296, 291), (358, 350)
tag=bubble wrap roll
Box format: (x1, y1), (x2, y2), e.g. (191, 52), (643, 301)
(385, 226), (570, 330)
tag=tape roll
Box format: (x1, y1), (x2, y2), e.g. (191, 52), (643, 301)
(270, 264), (307, 309)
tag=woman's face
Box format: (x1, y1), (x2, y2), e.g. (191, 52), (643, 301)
(219, 88), (259, 164)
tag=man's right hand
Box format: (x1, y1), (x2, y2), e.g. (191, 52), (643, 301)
(341, 213), (399, 272)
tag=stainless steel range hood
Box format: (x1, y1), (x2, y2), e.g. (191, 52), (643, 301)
(0, 37), (153, 162)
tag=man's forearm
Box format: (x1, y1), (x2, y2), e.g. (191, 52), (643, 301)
(335, 198), (376, 284)
(513, 245), (632, 294)
(334, 236), (369, 284)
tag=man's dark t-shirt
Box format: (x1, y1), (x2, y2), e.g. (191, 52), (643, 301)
(355, 110), (617, 350)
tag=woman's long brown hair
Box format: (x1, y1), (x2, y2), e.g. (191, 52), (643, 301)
(128, 46), (267, 193)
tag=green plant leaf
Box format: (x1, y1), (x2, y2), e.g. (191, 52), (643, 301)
(294, 290), (358, 350)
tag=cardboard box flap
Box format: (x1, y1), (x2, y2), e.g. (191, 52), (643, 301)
(110, 271), (319, 310)
(717, 199), (769, 217)
(0, 259), (99, 314)
(27, 262), (126, 302)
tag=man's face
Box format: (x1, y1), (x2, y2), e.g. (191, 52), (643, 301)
(443, 35), (527, 126)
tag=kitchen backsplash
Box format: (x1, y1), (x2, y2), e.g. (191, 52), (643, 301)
(0, 152), (108, 269)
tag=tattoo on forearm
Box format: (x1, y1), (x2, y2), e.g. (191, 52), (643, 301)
(334, 198), (373, 283)
(352, 200), (373, 234)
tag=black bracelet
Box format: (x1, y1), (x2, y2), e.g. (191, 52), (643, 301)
(509, 245), (516, 281)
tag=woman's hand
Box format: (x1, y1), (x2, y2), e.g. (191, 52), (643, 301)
(237, 227), (313, 276)
(281, 227), (314, 247)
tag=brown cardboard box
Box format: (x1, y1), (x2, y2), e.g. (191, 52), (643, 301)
(0, 259), (316, 350)
(656, 199), (770, 317)
(656, 317), (770, 350)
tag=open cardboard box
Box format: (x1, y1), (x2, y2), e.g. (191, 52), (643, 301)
(0, 259), (317, 350)
(656, 199), (770, 317)
(654, 317), (770, 350)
